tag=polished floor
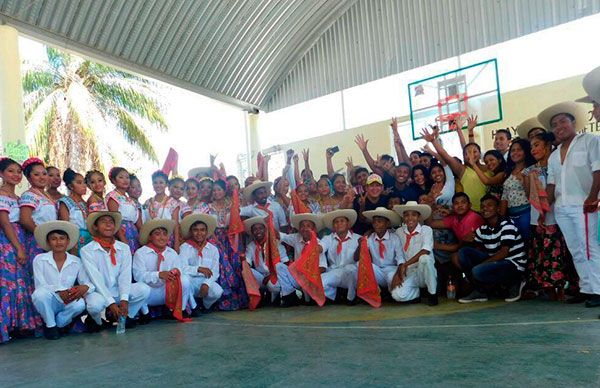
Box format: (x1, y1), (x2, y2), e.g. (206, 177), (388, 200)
(1, 299), (600, 387)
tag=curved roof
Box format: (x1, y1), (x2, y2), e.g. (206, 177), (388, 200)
(2, 0), (599, 112)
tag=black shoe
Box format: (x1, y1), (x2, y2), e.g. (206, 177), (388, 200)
(346, 298), (358, 306)
(585, 295), (600, 308)
(84, 316), (101, 333)
(44, 326), (60, 340)
(505, 280), (526, 302)
(190, 306), (201, 317)
(567, 293), (589, 304)
(137, 313), (152, 325)
(428, 293), (439, 306)
(400, 297), (421, 304)
(281, 293), (300, 308)
(125, 317), (137, 329)
(270, 294), (281, 307)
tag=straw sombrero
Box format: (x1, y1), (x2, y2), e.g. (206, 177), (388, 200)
(187, 167), (211, 179)
(575, 66), (600, 104)
(322, 209), (357, 230)
(516, 117), (547, 139)
(362, 207), (401, 227)
(537, 101), (589, 132)
(242, 180), (272, 201)
(86, 211), (123, 236)
(34, 221), (80, 251)
(243, 216), (267, 235)
(139, 219), (175, 246)
(181, 213), (217, 238)
(393, 201), (432, 222)
(290, 213), (324, 232)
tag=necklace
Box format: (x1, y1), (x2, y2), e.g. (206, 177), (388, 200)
(70, 194), (88, 218)
(31, 187), (55, 204)
(149, 195), (169, 219)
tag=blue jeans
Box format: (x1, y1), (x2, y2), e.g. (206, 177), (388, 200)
(508, 205), (531, 241)
(458, 247), (522, 291)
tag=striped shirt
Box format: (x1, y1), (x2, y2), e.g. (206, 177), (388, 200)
(474, 218), (527, 271)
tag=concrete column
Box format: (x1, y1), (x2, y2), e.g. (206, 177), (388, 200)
(0, 25), (27, 160)
(246, 112), (260, 176)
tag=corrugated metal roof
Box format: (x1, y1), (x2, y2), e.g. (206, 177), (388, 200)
(2, 0), (599, 112)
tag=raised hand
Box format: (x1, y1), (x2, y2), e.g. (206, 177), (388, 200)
(326, 148), (335, 159)
(354, 134), (369, 151)
(391, 117), (399, 132)
(293, 154), (299, 163)
(467, 115), (478, 131)
(302, 148), (310, 162)
(345, 156), (354, 169)
(209, 153), (218, 166)
(286, 149), (295, 161)
(420, 127), (436, 143)
(454, 116), (466, 131)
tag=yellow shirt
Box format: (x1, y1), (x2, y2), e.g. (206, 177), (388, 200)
(459, 167), (489, 212)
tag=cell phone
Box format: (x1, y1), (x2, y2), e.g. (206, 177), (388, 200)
(329, 146), (340, 154)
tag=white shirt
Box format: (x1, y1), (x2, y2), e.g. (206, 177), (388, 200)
(133, 245), (182, 287)
(396, 224), (433, 261)
(33, 251), (94, 297)
(280, 232), (328, 269)
(245, 240), (289, 275)
(548, 133), (600, 207)
(322, 231), (361, 269)
(179, 241), (220, 283)
(240, 199), (288, 231)
(81, 239), (133, 304)
(367, 231), (405, 267)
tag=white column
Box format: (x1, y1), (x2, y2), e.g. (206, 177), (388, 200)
(246, 111), (260, 176)
(0, 25), (26, 157)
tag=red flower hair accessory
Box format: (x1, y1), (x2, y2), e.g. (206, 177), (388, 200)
(21, 157), (45, 170)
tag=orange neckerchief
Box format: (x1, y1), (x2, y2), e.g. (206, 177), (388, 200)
(254, 239), (266, 268)
(228, 188), (244, 252)
(147, 243), (167, 270)
(164, 268), (191, 322)
(93, 237), (117, 265)
(356, 238), (381, 308)
(288, 231), (325, 307)
(186, 239), (207, 258)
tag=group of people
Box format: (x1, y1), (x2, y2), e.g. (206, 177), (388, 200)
(1, 66), (599, 343)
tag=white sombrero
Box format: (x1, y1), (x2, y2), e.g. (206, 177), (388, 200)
(362, 207), (401, 227)
(187, 167), (211, 179)
(322, 209), (357, 230)
(242, 180), (272, 201)
(516, 117), (547, 139)
(34, 221), (80, 251)
(139, 219), (175, 246)
(537, 101), (589, 133)
(290, 213), (324, 232)
(575, 66), (600, 104)
(393, 201), (432, 222)
(243, 216), (267, 235)
(86, 211), (123, 237)
(180, 213), (217, 238)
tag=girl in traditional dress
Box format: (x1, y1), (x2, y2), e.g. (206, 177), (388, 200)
(85, 170), (107, 212)
(128, 173), (145, 223)
(144, 171), (181, 250)
(46, 166), (63, 202)
(182, 178), (210, 216)
(208, 179), (247, 310)
(0, 158), (43, 342)
(106, 167), (141, 254)
(289, 183), (321, 216)
(316, 176), (339, 213)
(523, 132), (578, 300)
(273, 176), (291, 218)
(57, 168), (91, 253)
(19, 158), (58, 264)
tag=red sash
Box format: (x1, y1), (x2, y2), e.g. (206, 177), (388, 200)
(356, 238), (381, 308)
(241, 259), (261, 310)
(161, 148), (179, 177)
(227, 188), (244, 252)
(164, 269), (191, 322)
(288, 231), (325, 307)
(291, 189), (311, 214)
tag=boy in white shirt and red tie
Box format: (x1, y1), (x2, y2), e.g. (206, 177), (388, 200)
(392, 202), (438, 306)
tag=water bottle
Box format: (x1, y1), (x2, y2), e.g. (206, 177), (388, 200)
(116, 315), (126, 335)
(446, 276), (456, 300)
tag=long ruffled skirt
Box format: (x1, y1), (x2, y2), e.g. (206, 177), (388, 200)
(121, 220), (140, 254)
(212, 228), (248, 311)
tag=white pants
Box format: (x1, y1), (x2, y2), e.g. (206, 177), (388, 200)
(251, 268), (281, 302)
(141, 274), (197, 314)
(321, 265), (358, 301)
(555, 206), (600, 295)
(32, 288), (86, 328)
(372, 265), (398, 291)
(190, 277), (223, 309)
(391, 255), (437, 302)
(85, 283), (151, 325)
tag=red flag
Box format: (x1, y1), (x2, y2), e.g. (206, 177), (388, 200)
(356, 238), (381, 308)
(288, 231), (326, 307)
(241, 260), (261, 310)
(256, 152), (265, 181)
(291, 189), (311, 214)
(264, 215), (281, 284)
(165, 269), (192, 322)
(161, 148), (179, 177)
(228, 188), (244, 252)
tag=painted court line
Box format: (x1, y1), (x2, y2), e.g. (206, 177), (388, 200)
(199, 318), (599, 331)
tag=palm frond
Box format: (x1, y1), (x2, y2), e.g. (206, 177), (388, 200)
(22, 70), (55, 94)
(114, 108), (158, 162)
(32, 104), (57, 162)
(46, 46), (70, 73)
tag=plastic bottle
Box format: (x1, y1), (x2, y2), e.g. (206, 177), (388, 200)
(116, 315), (126, 335)
(447, 276), (456, 299)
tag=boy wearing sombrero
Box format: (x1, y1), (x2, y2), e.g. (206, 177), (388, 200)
(321, 209), (361, 303)
(133, 219), (195, 319)
(392, 202), (438, 306)
(361, 207), (404, 293)
(276, 213), (328, 307)
(179, 214), (223, 312)
(540, 100), (600, 307)
(81, 212), (151, 331)
(576, 65), (600, 122)
(240, 180), (289, 232)
(244, 216), (289, 303)
(32, 221), (94, 339)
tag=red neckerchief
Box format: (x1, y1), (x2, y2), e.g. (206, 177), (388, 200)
(403, 229), (419, 252)
(254, 239), (266, 268)
(94, 237), (116, 265)
(335, 233), (351, 255)
(186, 239), (207, 258)
(147, 243), (167, 270)
(375, 236), (386, 259)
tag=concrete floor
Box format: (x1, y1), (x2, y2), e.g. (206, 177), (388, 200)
(1, 299), (600, 387)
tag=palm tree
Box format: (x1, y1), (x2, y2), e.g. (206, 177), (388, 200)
(22, 46), (167, 173)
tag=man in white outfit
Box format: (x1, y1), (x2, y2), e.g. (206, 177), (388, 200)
(540, 101), (600, 307)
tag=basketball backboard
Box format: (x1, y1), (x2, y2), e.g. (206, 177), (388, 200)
(408, 59), (502, 140)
